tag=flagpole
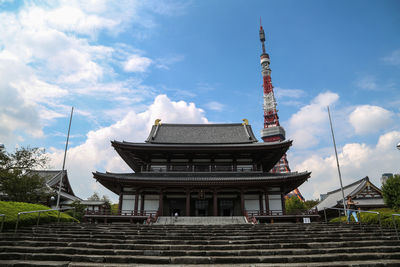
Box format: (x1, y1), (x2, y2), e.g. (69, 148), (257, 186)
(327, 106), (347, 217)
(56, 107), (74, 209)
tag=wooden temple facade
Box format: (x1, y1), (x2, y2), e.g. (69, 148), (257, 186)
(92, 121), (311, 222)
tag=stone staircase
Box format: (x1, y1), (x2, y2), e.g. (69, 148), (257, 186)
(0, 221), (400, 266)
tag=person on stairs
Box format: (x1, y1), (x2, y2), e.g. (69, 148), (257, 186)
(346, 196), (359, 224)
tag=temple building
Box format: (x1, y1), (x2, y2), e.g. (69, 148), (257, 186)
(91, 24), (312, 222)
(93, 121), (311, 220)
(316, 176), (386, 214)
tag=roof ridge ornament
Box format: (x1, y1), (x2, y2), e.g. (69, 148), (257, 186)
(242, 119), (249, 125)
(154, 119), (161, 126)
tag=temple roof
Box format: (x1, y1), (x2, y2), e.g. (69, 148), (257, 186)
(93, 171), (311, 195)
(145, 123), (258, 144)
(29, 170), (76, 197)
(315, 177), (383, 211)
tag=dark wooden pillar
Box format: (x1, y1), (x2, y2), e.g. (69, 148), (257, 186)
(281, 193), (286, 215)
(240, 190), (245, 215)
(259, 193), (264, 215)
(213, 190), (218, 216)
(134, 192), (139, 215)
(159, 190), (164, 216)
(186, 190), (190, 216)
(140, 193), (145, 215)
(264, 191), (269, 215)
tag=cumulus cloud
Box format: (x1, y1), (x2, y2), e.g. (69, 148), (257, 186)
(47, 94), (209, 201)
(294, 131), (400, 200)
(0, 1), (188, 146)
(123, 55), (153, 72)
(349, 105), (394, 134)
(286, 91), (339, 149)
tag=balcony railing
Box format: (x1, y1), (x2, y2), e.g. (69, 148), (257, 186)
(85, 209), (158, 217)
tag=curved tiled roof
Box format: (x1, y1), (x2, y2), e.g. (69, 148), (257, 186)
(93, 171), (311, 195)
(145, 123), (258, 144)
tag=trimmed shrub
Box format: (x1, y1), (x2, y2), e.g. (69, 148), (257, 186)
(0, 201), (77, 230)
(329, 208), (400, 228)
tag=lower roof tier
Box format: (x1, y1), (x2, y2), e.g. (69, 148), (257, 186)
(93, 171), (311, 195)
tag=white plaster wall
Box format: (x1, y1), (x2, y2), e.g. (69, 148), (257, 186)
(121, 194), (135, 211)
(268, 194), (282, 214)
(143, 195), (159, 211)
(244, 194), (260, 211)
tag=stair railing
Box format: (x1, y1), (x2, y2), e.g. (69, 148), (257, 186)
(15, 207), (76, 233)
(0, 214), (5, 232)
(392, 214), (400, 240)
(323, 207), (382, 235)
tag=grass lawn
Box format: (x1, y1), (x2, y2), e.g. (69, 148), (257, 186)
(0, 201), (78, 230)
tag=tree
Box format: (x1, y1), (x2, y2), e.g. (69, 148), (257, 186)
(88, 192), (100, 201)
(382, 174), (400, 210)
(285, 196), (306, 215)
(304, 199), (319, 210)
(0, 147), (51, 203)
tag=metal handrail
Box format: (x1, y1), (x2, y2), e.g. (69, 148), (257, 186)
(323, 207), (382, 235)
(392, 214), (400, 240)
(0, 214), (5, 232)
(15, 207), (75, 233)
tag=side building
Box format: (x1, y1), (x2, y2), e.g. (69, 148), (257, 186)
(315, 176), (386, 217)
(93, 121), (311, 221)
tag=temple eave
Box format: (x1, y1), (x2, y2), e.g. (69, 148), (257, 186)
(93, 171), (310, 194)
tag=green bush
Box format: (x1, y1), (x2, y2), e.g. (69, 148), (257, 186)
(329, 208), (400, 228)
(0, 201), (78, 230)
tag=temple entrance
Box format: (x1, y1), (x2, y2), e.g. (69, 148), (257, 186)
(168, 198), (185, 216)
(195, 200), (209, 216)
(219, 199), (234, 216)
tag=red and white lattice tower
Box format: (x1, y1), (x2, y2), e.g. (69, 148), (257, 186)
(259, 23), (304, 200)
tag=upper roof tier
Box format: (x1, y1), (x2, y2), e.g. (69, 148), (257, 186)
(145, 123), (258, 144)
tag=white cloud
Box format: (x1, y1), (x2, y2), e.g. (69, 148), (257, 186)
(349, 105), (394, 134)
(355, 76), (378, 90)
(154, 54), (184, 70)
(47, 94), (208, 202)
(294, 131), (400, 200)
(123, 55), (152, 72)
(274, 87), (305, 99)
(382, 48), (400, 66)
(205, 101), (225, 111)
(0, 1), (172, 146)
(286, 91), (339, 149)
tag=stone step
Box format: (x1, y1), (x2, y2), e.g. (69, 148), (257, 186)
(1, 239), (398, 251)
(2, 259), (400, 267)
(1, 245), (400, 257)
(1, 236), (395, 247)
(1, 251), (400, 264)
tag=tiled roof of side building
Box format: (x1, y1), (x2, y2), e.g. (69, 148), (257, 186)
(315, 177), (370, 211)
(145, 123), (258, 144)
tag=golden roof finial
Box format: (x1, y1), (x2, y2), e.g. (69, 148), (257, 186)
(242, 119), (249, 125)
(154, 119), (161, 126)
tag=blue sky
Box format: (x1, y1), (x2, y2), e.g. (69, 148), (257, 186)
(0, 0), (399, 202)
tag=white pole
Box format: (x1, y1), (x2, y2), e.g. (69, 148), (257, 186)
(327, 106), (347, 217)
(56, 107), (74, 209)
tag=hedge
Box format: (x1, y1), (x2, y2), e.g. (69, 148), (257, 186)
(0, 201), (78, 230)
(330, 208), (400, 228)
